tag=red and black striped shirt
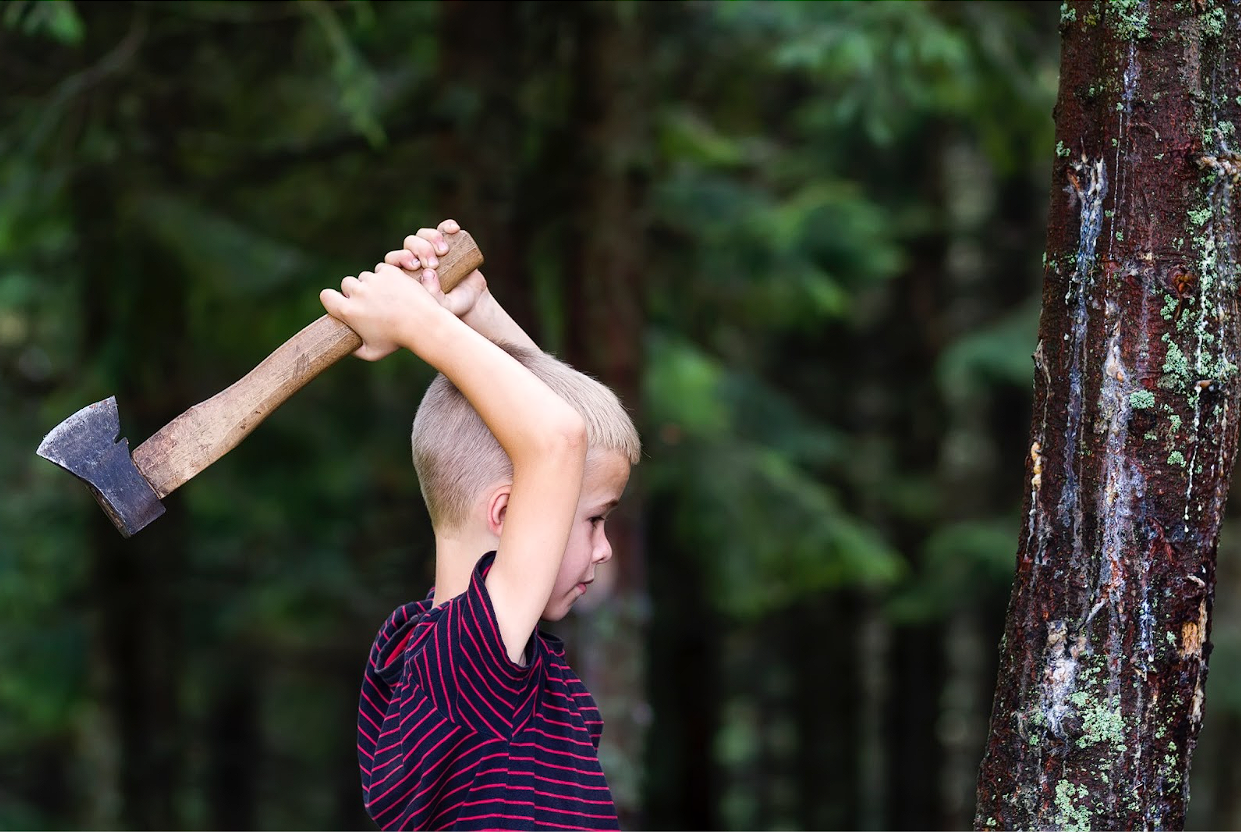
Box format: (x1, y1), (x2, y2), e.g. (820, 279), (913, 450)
(358, 552), (619, 830)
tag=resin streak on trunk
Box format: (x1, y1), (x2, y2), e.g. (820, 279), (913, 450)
(975, 2), (1241, 829)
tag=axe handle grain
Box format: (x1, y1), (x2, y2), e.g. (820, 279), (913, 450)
(131, 231), (483, 499)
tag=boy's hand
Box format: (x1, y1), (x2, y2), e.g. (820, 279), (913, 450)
(385, 219), (488, 320)
(319, 264), (445, 362)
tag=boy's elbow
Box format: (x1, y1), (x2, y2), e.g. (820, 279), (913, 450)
(506, 402), (585, 469)
(551, 410), (588, 457)
(536, 408), (587, 464)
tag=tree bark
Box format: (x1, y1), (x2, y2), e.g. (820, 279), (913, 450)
(976, 2), (1241, 829)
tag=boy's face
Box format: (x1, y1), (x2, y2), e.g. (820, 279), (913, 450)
(541, 449), (631, 621)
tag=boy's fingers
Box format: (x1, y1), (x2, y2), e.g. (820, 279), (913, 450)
(416, 227), (449, 256)
(320, 287), (348, 317)
(437, 218), (459, 235)
(420, 268), (441, 293)
(418, 226), (450, 255)
(404, 234), (439, 269)
(384, 250), (411, 269)
(340, 275), (361, 297)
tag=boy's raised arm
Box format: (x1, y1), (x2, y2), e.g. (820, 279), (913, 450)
(384, 219), (540, 351)
(321, 265), (585, 663)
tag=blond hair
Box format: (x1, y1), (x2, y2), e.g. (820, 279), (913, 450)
(412, 342), (641, 532)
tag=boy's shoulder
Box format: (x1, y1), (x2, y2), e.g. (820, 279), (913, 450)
(365, 593), (434, 684)
(365, 553), (555, 703)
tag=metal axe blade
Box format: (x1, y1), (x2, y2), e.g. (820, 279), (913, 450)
(36, 396), (166, 537)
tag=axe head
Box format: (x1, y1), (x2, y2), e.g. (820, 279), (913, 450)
(36, 396), (165, 537)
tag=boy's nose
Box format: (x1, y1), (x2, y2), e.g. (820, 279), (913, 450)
(594, 536), (613, 564)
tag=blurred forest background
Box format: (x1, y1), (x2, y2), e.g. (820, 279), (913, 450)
(3, 1), (1240, 830)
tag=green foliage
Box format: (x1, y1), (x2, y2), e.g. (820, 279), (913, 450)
(646, 336), (903, 618)
(642, 1), (1054, 633)
(301, 0), (387, 147)
(937, 299), (1042, 401)
(887, 518), (1020, 622)
(2, 0), (83, 44)
(0, 4), (440, 827)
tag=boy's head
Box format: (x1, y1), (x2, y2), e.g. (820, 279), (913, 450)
(412, 344), (641, 587)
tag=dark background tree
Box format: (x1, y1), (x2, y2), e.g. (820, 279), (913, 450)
(974, 1), (1241, 829)
(2, 1), (1239, 829)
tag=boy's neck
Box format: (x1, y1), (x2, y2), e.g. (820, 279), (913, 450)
(431, 529), (498, 607)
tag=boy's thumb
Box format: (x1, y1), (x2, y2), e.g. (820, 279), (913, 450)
(320, 288), (347, 318)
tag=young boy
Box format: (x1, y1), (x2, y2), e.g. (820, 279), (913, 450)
(320, 220), (640, 831)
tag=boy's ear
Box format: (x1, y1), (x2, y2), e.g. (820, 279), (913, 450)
(486, 486), (511, 536)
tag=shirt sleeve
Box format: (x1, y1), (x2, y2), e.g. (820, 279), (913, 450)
(410, 553), (543, 739)
(358, 599), (430, 772)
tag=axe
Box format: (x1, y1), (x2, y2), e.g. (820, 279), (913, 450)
(36, 231), (483, 537)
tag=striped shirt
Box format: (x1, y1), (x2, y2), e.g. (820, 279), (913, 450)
(358, 552), (619, 830)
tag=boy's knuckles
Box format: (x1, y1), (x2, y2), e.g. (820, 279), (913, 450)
(419, 228), (448, 252)
(414, 236), (438, 257)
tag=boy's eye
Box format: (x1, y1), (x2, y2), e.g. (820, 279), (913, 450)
(589, 516), (604, 527)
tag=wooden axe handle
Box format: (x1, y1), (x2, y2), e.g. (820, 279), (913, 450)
(131, 231), (483, 498)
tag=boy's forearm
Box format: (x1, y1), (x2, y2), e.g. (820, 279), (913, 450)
(462, 290), (540, 352)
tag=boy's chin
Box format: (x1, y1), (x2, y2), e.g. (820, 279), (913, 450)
(540, 603), (571, 623)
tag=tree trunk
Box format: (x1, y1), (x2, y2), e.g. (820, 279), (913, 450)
(540, 4), (651, 826)
(976, 2), (1241, 829)
(76, 163), (189, 829)
(436, 0), (536, 337)
(643, 498), (721, 829)
(437, 3), (649, 823)
(206, 661), (258, 830)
